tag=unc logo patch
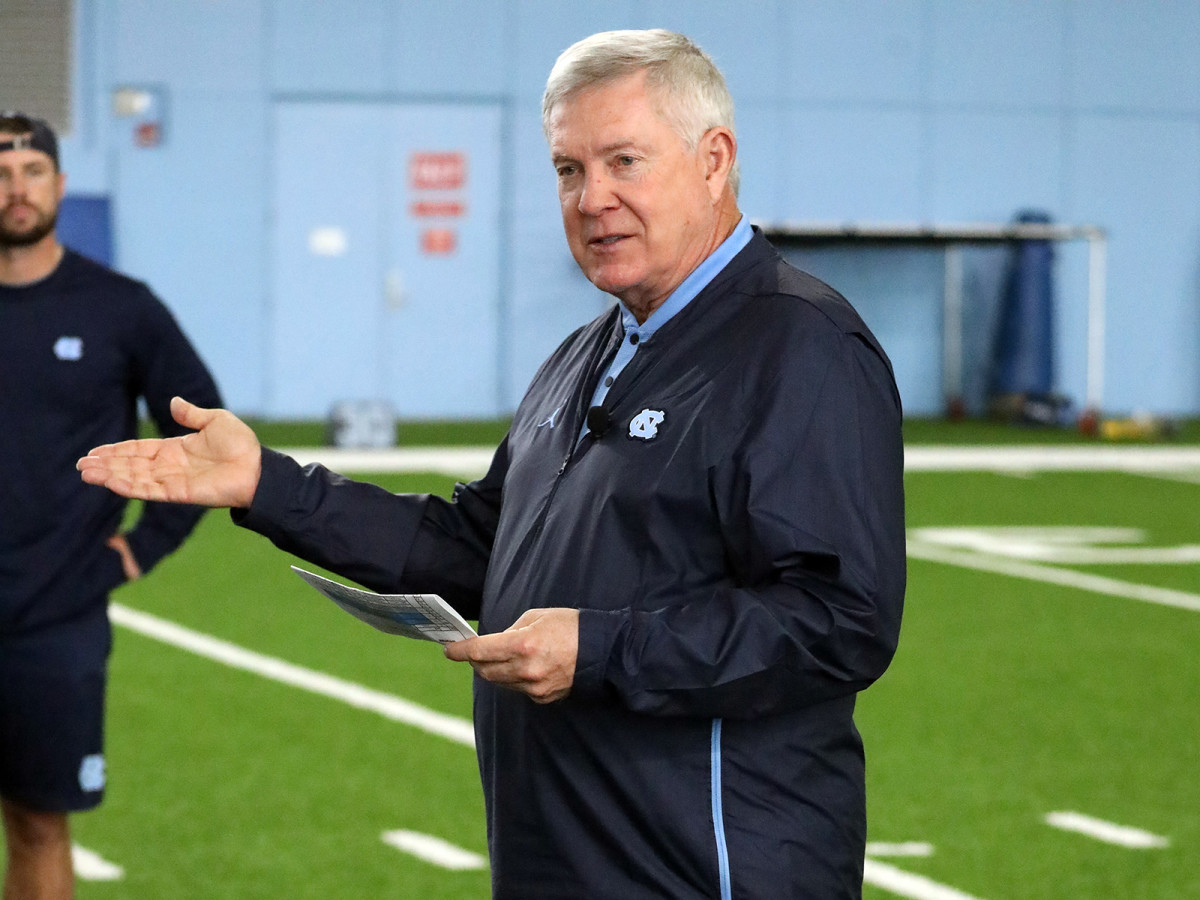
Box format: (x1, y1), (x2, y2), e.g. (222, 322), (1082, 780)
(628, 409), (665, 440)
(79, 754), (106, 792)
(54, 336), (84, 361)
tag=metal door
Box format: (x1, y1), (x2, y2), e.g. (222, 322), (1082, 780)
(269, 101), (503, 418)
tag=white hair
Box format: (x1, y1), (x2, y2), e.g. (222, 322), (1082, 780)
(542, 29), (739, 196)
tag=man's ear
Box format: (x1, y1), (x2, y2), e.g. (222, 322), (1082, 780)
(56, 170), (67, 201)
(700, 126), (736, 202)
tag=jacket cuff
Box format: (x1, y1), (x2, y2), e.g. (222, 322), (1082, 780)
(230, 446), (300, 530)
(572, 608), (626, 700)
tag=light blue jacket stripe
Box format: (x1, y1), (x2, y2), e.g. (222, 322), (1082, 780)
(711, 718), (732, 900)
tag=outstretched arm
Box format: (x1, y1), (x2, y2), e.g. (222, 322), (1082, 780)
(77, 396), (262, 509)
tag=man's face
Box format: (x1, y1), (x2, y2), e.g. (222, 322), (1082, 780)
(0, 141), (64, 248)
(548, 71), (725, 319)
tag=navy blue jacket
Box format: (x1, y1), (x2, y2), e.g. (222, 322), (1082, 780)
(240, 232), (906, 898)
(0, 250), (221, 656)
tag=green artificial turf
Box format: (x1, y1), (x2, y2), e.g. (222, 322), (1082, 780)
(10, 461), (1195, 899)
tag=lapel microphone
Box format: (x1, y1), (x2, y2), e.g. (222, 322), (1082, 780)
(586, 405), (613, 438)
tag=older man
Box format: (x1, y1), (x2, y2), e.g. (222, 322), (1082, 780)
(1, 111), (221, 899)
(79, 30), (905, 899)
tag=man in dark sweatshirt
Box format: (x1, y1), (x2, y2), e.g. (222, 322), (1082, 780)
(0, 111), (221, 899)
(79, 29), (906, 899)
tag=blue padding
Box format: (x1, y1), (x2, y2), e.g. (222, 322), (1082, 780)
(58, 195), (113, 266)
(989, 209), (1055, 398)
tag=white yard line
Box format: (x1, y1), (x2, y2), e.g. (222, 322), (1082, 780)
(277, 444), (1200, 476)
(863, 859), (985, 900)
(71, 844), (125, 881)
(380, 830), (488, 870)
(109, 604), (475, 747)
(905, 541), (1200, 613)
(867, 842), (935, 857)
(1044, 811), (1169, 848)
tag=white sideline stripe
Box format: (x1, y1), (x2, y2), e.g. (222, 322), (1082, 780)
(863, 859), (985, 900)
(906, 542), (1200, 613)
(279, 446), (494, 477)
(1045, 811), (1169, 848)
(867, 842), (935, 857)
(276, 444), (1200, 476)
(381, 830), (488, 870)
(108, 604), (475, 747)
(72, 844), (124, 881)
(903, 445), (1200, 473)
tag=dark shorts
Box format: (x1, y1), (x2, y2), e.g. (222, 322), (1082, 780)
(0, 644), (108, 813)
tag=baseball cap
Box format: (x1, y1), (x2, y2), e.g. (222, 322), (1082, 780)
(0, 111), (60, 167)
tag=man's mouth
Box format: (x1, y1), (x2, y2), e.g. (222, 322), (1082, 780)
(590, 234), (627, 247)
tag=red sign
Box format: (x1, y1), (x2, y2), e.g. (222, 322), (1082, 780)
(409, 152), (466, 190)
(411, 200), (466, 218)
(421, 228), (457, 256)
(135, 121), (162, 148)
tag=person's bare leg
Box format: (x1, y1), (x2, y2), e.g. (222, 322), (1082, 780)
(1, 798), (73, 900)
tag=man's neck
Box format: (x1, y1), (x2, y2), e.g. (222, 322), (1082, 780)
(0, 235), (64, 286)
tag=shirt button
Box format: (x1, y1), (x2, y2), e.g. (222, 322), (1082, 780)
(604, 376), (613, 387)
(629, 333), (640, 345)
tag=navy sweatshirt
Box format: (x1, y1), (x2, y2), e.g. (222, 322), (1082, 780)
(238, 232), (906, 899)
(0, 250), (221, 651)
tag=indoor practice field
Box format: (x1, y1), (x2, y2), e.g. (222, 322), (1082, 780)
(16, 425), (1200, 899)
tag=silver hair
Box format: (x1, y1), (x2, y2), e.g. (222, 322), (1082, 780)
(542, 29), (739, 196)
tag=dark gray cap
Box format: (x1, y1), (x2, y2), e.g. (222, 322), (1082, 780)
(0, 111), (60, 167)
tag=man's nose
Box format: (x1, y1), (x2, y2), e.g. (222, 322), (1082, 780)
(1, 174), (25, 199)
(578, 171), (617, 215)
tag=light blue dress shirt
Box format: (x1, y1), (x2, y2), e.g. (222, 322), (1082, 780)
(581, 216), (753, 440)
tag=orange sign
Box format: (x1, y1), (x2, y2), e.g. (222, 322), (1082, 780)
(421, 228), (457, 255)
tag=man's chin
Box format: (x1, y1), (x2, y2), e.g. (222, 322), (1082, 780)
(582, 265), (641, 300)
(0, 221), (56, 249)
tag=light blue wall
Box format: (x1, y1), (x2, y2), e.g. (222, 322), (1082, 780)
(59, 0), (1200, 418)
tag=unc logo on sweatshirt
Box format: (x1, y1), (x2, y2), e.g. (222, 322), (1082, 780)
(628, 409), (665, 440)
(54, 336), (84, 361)
(79, 754), (106, 792)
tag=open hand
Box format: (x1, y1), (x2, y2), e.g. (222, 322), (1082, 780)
(77, 396), (262, 508)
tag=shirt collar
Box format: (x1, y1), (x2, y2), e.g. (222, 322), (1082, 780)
(618, 215), (752, 340)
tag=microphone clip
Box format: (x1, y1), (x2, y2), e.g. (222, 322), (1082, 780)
(586, 405), (612, 438)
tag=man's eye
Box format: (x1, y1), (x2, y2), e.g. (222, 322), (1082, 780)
(556, 165), (577, 178)
(617, 156), (636, 166)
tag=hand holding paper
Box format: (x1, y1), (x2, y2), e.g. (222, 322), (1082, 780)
(443, 608), (579, 704)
